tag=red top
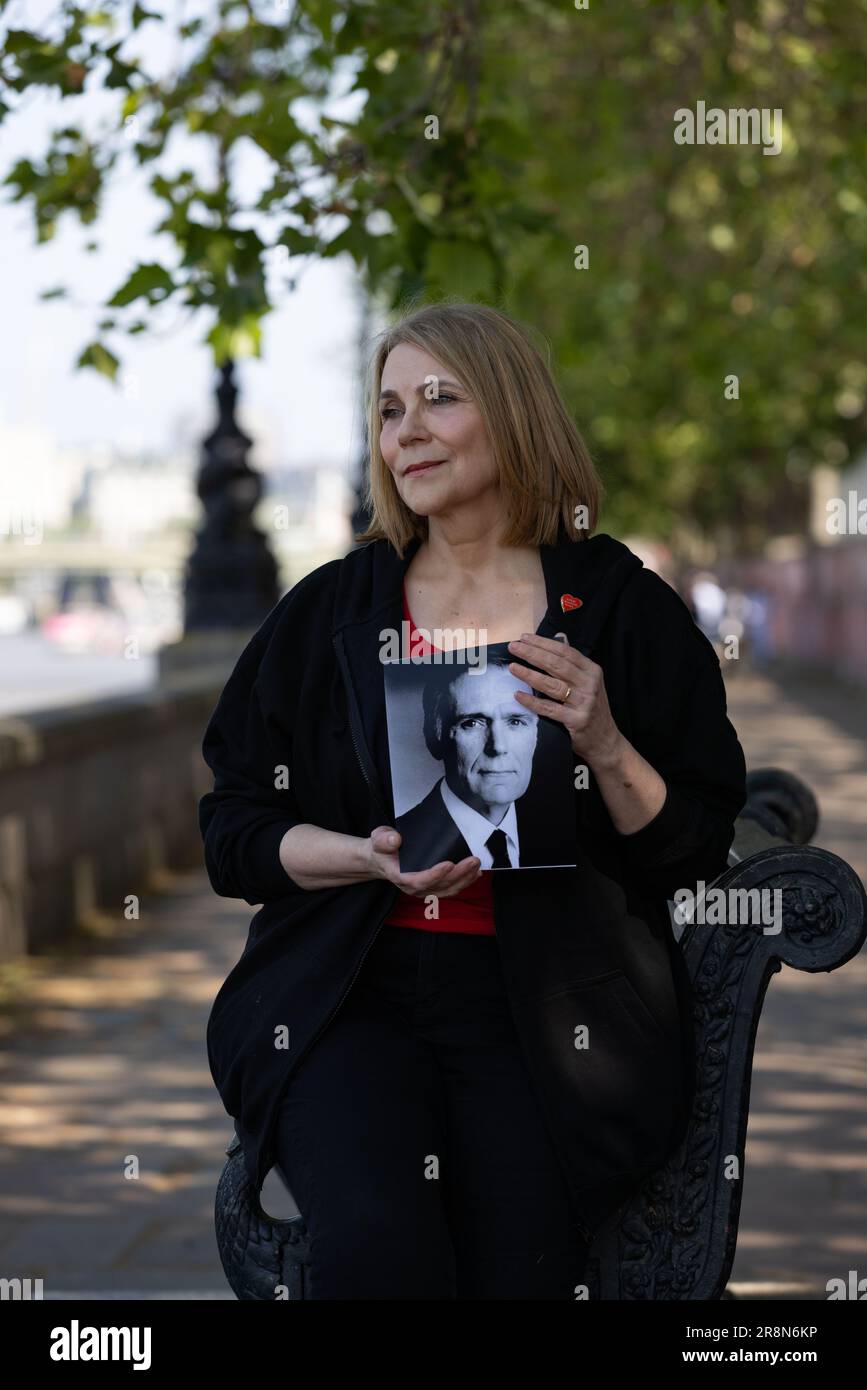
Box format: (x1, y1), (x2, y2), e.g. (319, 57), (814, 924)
(380, 587), (496, 935)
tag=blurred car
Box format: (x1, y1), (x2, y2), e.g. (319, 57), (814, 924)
(41, 603), (129, 655)
(39, 570), (182, 655)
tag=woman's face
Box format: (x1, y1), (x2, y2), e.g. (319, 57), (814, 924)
(378, 342), (499, 521)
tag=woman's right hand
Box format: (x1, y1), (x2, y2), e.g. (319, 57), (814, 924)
(366, 826), (482, 898)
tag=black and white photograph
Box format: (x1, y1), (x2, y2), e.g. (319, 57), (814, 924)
(383, 644), (577, 873)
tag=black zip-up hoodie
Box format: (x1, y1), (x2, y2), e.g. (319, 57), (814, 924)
(199, 529), (747, 1239)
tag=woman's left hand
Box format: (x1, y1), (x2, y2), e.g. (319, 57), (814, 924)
(507, 632), (624, 769)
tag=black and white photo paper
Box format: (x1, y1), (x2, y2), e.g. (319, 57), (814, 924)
(383, 642), (577, 873)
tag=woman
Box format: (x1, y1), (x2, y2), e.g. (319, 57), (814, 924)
(200, 300), (747, 1300)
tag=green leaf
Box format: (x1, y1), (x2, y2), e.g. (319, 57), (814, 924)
(76, 341), (120, 380)
(4, 29), (41, 55)
(131, 3), (161, 26)
(206, 316), (263, 364)
(107, 262), (175, 307)
(276, 226), (318, 256)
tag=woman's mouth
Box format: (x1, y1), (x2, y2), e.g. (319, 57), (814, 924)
(404, 459), (447, 476)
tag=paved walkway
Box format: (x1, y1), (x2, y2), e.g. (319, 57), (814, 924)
(0, 876), (247, 1296)
(0, 660), (864, 1298)
(723, 661), (867, 1299)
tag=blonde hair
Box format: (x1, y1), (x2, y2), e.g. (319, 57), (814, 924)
(355, 298), (603, 555)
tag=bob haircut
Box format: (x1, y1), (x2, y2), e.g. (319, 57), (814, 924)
(355, 298), (604, 555)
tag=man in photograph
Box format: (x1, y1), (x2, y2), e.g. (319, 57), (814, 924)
(395, 656), (546, 872)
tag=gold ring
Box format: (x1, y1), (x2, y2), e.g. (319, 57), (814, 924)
(561, 684), (572, 702)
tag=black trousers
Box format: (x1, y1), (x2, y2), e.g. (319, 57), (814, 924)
(272, 923), (591, 1300)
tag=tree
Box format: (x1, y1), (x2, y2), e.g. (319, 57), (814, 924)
(2, 0), (866, 544)
(0, 0), (529, 368)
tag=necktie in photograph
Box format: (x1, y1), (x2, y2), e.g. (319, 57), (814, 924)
(485, 828), (511, 869)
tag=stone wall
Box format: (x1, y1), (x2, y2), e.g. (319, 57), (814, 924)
(0, 683), (222, 959)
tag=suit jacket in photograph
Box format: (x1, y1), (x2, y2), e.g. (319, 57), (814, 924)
(395, 776), (555, 871)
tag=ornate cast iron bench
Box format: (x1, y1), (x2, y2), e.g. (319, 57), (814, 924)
(213, 767), (867, 1300)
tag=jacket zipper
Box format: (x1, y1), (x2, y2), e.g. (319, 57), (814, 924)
(332, 629), (392, 823)
(317, 632), (398, 1053)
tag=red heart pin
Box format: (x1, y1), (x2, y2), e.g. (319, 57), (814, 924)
(560, 593), (583, 612)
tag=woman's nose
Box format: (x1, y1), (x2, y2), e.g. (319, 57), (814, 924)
(397, 405), (431, 444)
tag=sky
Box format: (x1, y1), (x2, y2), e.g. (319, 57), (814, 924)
(0, 0), (372, 475)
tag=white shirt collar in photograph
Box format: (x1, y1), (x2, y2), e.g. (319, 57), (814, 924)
(439, 778), (520, 869)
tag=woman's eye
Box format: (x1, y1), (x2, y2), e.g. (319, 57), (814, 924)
(380, 393), (457, 421)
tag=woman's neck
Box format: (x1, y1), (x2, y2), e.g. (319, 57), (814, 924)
(413, 512), (540, 585)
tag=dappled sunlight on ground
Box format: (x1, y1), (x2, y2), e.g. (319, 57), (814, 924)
(0, 872), (244, 1292)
